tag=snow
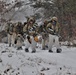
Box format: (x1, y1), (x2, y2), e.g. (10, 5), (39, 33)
(0, 43), (76, 75)
(0, 0), (76, 74)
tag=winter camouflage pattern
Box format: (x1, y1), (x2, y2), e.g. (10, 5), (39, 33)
(4, 16), (62, 53)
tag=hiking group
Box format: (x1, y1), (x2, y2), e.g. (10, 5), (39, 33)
(5, 16), (62, 53)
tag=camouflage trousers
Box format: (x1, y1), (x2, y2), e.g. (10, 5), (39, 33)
(7, 32), (17, 47)
(25, 35), (37, 51)
(42, 33), (49, 49)
(48, 34), (60, 50)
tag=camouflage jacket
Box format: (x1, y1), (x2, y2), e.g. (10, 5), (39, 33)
(46, 22), (60, 35)
(23, 23), (38, 35)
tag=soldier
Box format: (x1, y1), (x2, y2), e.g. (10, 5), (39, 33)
(46, 17), (62, 53)
(23, 17), (38, 53)
(39, 20), (48, 50)
(11, 23), (17, 47)
(5, 22), (14, 47)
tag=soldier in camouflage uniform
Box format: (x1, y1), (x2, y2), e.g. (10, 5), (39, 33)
(16, 22), (23, 36)
(5, 22), (14, 47)
(23, 17), (38, 35)
(23, 17), (38, 53)
(13, 22), (24, 49)
(46, 17), (62, 53)
(39, 20), (48, 50)
(10, 23), (18, 47)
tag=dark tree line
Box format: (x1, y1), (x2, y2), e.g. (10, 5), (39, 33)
(54, 0), (76, 41)
(0, 0), (76, 41)
(30, 0), (76, 41)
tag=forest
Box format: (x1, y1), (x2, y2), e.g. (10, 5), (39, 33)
(0, 0), (76, 41)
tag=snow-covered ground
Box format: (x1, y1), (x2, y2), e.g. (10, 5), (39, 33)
(0, 43), (76, 75)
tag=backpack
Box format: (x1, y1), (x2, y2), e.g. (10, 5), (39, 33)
(34, 36), (39, 42)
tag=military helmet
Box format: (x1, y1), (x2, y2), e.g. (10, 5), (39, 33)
(51, 17), (58, 21)
(28, 17), (35, 23)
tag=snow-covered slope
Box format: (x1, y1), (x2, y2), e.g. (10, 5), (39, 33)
(0, 43), (76, 75)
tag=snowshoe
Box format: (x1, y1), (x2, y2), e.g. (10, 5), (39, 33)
(56, 48), (62, 53)
(48, 50), (53, 53)
(25, 48), (29, 52)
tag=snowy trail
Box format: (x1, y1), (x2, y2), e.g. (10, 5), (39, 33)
(0, 43), (76, 75)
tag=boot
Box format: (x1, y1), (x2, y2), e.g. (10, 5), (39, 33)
(42, 47), (46, 50)
(31, 49), (36, 53)
(17, 47), (22, 50)
(56, 48), (62, 53)
(17, 47), (20, 50)
(20, 47), (23, 50)
(25, 48), (29, 52)
(48, 50), (53, 53)
(12, 44), (14, 47)
(45, 45), (48, 48)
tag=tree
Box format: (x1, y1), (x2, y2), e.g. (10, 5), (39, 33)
(30, 0), (54, 19)
(54, 0), (76, 41)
